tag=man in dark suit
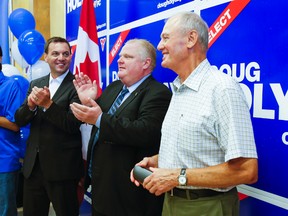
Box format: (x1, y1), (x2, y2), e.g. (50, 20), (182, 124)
(15, 37), (84, 216)
(70, 39), (172, 216)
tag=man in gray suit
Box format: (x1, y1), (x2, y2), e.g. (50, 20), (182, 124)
(15, 37), (84, 216)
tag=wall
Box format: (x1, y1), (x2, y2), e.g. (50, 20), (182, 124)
(50, 0), (65, 37)
(12, 0), (65, 40)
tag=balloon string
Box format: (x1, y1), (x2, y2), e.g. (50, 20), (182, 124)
(29, 64), (32, 81)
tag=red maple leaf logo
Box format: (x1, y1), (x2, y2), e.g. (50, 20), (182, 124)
(76, 53), (102, 97)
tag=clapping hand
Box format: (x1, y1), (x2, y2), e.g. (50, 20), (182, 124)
(73, 72), (98, 106)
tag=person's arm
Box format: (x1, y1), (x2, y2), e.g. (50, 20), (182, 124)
(142, 157), (258, 196)
(185, 157), (258, 188)
(15, 82), (38, 127)
(70, 98), (103, 125)
(0, 116), (20, 132)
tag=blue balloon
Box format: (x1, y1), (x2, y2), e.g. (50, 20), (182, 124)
(8, 8), (36, 39)
(18, 30), (45, 65)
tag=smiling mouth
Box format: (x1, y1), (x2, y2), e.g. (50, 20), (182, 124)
(162, 54), (168, 61)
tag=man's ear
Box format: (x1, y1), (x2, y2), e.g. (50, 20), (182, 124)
(187, 30), (198, 48)
(143, 58), (151, 70)
(44, 53), (48, 62)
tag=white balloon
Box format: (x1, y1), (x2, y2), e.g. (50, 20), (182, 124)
(27, 60), (50, 80)
(11, 40), (29, 68)
(2, 64), (21, 76)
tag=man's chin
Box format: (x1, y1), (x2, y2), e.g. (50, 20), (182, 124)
(117, 71), (125, 79)
(161, 61), (169, 69)
(55, 67), (68, 73)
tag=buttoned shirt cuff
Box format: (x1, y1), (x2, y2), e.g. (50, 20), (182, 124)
(28, 105), (38, 114)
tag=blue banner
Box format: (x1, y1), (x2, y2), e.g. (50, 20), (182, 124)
(66, 0), (288, 214)
(206, 0), (288, 199)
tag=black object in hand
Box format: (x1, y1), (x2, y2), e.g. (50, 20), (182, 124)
(133, 166), (152, 183)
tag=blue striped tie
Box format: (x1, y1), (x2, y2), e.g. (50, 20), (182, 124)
(108, 87), (129, 114)
(88, 87), (129, 177)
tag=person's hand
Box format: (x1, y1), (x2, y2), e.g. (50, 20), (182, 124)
(73, 72), (98, 106)
(28, 86), (52, 110)
(70, 98), (102, 125)
(35, 86), (53, 109)
(27, 90), (37, 110)
(130, 156), (158, 187)
(142, 168), (179, 196)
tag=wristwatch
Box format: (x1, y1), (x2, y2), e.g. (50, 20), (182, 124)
(178, 168), (187, 186)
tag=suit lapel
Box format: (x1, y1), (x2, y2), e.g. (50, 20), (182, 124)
(35, 74), (49, 88)
(52, 71), (74, 101)
(101, 82), (124, 112)
(116, 76), (153, 114)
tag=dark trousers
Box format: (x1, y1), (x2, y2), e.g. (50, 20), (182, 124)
(23, 157), (79, 216)
(92, 207), (108, 216)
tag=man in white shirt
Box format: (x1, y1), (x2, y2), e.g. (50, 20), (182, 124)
(131, 12), (258, 216)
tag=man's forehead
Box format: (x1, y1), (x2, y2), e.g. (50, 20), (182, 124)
(49, 42), (70, 51)
(161, 18), (182, 37)
(120, 43), (138, 54)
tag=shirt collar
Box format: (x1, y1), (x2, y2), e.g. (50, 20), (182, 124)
(126, 74), (151, 93)
(172, 59), (210, 92)
(49, 70), (69, 84)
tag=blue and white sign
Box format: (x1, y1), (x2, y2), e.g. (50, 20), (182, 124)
(66, 0), (288, 215)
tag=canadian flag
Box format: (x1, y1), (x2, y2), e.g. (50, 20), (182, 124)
(73, 0), (102, 162)
(73, 0), (102, 98)
(73, 0), (102, 204)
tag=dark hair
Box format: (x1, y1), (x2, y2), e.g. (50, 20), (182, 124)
(44, 37), (71, 54)
(0, 46), (2, 57)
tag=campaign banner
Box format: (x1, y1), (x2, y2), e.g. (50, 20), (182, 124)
(110, 0), (192, 29)
(206, 0), (288, 199)
(66, 0), (288, 214)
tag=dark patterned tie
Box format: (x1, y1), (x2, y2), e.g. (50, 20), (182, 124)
(88, 87), (129, 177)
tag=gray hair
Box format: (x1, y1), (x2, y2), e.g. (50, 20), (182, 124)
(167, 11), (209, 51)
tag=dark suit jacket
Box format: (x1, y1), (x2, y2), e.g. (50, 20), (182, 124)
(15, 72), (84, 181)
(86, 76), (172, 216)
